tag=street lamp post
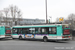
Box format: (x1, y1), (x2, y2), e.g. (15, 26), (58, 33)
(45, 0), (47, 23)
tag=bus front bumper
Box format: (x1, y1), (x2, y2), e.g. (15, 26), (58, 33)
(57, 39), (70, 41)
(48, 38), (70, 41)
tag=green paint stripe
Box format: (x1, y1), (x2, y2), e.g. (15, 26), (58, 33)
(5, 34), (11, 35)
(64, 28), (70, 29)
(12, 34), (18, 35)
(63, 35), (70, 36)
(0, 35), (5, 36)
(13, 25), (59, 28)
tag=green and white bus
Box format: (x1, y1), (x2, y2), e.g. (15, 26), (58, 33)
(0, 25), (11, 39)
(11, 24), (70, 42)
(0, 26), (5, 38)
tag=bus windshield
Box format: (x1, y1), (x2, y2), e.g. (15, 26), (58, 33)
(62, 25), (70, 35)
(63, 24), (69, 28)
(5, 27), (11, 34)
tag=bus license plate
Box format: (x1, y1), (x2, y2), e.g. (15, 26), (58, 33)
(65, 36), (68, 38)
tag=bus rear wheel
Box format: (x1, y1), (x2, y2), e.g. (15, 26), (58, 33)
(12, 38), (15, 40)
(19, 36), (22, 40)
(43, 37), (48, 42)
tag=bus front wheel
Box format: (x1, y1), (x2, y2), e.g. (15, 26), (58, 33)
(43, 37), (48, 42)
(19, 36), (22, 40)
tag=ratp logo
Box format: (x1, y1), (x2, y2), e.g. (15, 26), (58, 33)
(59, 18), (63, 22)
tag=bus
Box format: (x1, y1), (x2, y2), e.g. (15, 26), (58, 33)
(0, 26), (5, 38)
(11, 24), (70, 42)
(0, 25), (11, 39)
(5, 26), (11, 37)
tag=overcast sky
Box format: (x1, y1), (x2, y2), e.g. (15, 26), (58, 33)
(0, 0), (75, 22)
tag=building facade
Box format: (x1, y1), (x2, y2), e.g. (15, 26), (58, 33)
(19, 19), (45, 25)
(0, 17), (45, 26)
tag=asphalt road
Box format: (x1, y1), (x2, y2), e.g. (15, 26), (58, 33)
(0, 38), (75, 50)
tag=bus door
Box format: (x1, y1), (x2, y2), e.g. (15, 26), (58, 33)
(49, 27), (57, 39)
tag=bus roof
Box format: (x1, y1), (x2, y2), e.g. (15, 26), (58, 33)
(12, 24), (69, 28)
(0, 25), (10, 27)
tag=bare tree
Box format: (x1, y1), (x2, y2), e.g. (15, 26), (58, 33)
(9, 5), (17, 25)
(9, 5), (22, 26)
(68, 14), (75, 30)
(0, 5), (22, 26)
(17, 10), (22, 25)
(3, 8), (9, 25)
(67, 14), (75, 40)
(0, 11), (3, 25)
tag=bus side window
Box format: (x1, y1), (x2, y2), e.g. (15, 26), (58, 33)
(17, 28), (22, 34)
(13, 28), (18, 34)
(22, 29), (24, 34)
(21, 29), (22, 34)
(49, 27), (56, 34)
(29, 28), (35, 34)
(17, 29), (19, 34)
(38, 28), (41, 34)
(32, 28), (35, 34)
(49, 28), (51, 34)
(24, 28), (29, 34)
(35, 28), (41, 34)
(35, 28), (38, 34)
(41, 27), (48, 34)
(52, 27), (56, 34)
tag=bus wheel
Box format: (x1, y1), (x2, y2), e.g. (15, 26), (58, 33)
(19, 36), (22, 40)
(55, 40), (58, 42)
(43, 37), (48, 42)
(12, 38), (15, 40)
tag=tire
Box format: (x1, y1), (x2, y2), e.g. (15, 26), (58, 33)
(43, 37), (48, 42)
(19, 36), (22, 40)
(55, 40), (58, 42)
(12, 38), (15, 40)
